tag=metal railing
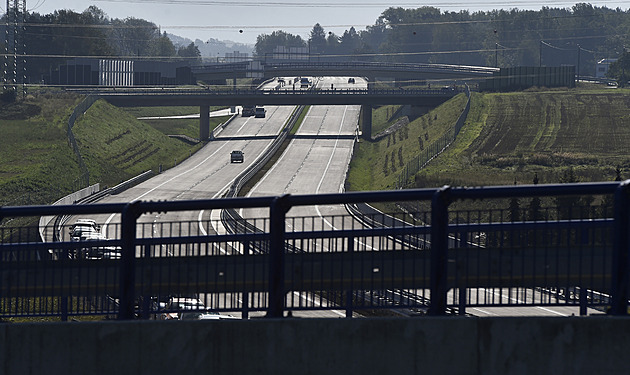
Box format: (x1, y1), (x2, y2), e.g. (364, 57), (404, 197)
(1, 181), (630, 320)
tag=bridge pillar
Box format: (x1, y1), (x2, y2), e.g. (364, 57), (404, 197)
(200, 105), (210, 141)
(361, 105), (372, 141)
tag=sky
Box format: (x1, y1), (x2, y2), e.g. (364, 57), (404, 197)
(23, 0), (630, 45)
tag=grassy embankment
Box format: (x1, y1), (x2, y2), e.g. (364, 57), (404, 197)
(348, 95), (468, 191)
(0, 88), (228, 230)
(348, 87), (630, 193)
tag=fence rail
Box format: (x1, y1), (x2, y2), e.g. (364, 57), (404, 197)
(1, 181), (629, 320)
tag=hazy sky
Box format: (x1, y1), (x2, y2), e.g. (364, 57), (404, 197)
(24, 0), (630, 45)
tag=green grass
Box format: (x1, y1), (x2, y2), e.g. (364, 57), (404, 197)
(0, 90), (83, 206)
(0, 91), (229, 208)
(347, 94), (467, 191)
(73, 99), (229, 186)
(371, 105), (403, 135)
(347, 87), (630, 194)
(411, 88), (630, 188)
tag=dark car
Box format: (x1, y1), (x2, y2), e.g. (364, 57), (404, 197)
(230, 150), (244, 163)
(241, 105), (255, 117)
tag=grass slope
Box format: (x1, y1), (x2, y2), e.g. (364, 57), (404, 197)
(0, 90), (82, 206)
(348, 94), (467, 191)
(74, 100), (229, 186)
(414, 88), (630, 188)
(0, 91), (229, 208)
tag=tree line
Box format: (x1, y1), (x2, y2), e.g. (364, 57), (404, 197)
(256, 4), (630, 77)
(3, 6), (201, 83)
(4, 3), (630, 83)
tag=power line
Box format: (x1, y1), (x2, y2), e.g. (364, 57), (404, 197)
(92, 0), (630, 9)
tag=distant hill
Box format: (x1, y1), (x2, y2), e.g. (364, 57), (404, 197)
(167, 33), (254, 59)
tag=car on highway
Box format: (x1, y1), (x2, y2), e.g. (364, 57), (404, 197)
(76, 233), (122, 259)
(179, 308), (239, 320)
(254, 107), (266, 118)
(74, 218), (100, 230)
(70, 225), (98, 242)
(79, 235), (121, 260)
(161, 297), (206, 320)
(241, 105), (255, 117)
(230, 150), (244, 163)
(300, 77), (311, 88)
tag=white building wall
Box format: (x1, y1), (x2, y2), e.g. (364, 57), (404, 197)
(99, 59), (134, 86)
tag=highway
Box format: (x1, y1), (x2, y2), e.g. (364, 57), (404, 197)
(61, 80), (297, 251)
(241, 76), (368, 317)
(55, 76), (602, 319)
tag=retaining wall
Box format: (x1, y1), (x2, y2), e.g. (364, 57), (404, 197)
(2, 316), (629, 375)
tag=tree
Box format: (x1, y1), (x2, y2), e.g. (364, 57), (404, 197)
(607, 51), (630, 87)
(254, 30), (306, 58)
(340, 27), (360, 57)
(109, 17), (159, 56)
(326, 32), (340, 55)
(177, 42), (201, 63)
(309, 23), (327, 55)
(150, 32), (176, 58)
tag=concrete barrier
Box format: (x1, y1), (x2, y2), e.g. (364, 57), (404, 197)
(38, 183), (100, 242)
(2, 316), (629, 374)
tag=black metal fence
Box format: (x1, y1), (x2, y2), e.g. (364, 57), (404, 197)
(1, 181), (630, 321)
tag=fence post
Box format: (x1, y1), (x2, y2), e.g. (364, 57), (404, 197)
(267, 194), (290, 318)
(118, 201), (142, 320)
(346, 235), (354, 318)
(611, 181), (630, 315)
(429, 185), (452, 316)
(242, 240), (250, 320)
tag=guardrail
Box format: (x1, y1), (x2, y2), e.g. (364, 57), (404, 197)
(79, 87), (463, 97)
(191, 61), (498, 76)
(2, 181), (629, 320)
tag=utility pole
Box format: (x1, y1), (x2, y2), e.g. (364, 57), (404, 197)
(577, 44), (581, 84)
(4, 0), (27, 97)
(495, 43), (498, 68)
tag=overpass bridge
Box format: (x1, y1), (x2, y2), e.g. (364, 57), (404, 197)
(191, 61), (498, 84)
(95, 86), (462, 140)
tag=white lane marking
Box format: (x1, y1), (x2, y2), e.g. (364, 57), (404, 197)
(102, 137), (235, 233)
(291, 291), (346, 317)
(471, 307), (496, 316)
(480, 288), (569, 316)
(244, 104), (374, 250)
(102, 116), (262, 234)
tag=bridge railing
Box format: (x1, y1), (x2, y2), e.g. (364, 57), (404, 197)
(1, 181), (629, 320)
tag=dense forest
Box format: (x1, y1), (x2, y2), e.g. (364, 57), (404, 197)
(4, 3), (630, 83)
(256, 4), (630, 77)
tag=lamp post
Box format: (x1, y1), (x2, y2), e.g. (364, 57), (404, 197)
(495, 43), (498, 68)
(577, 44), (581, 83)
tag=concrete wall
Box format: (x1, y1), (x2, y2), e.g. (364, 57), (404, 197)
(2, 316), (629, 375)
